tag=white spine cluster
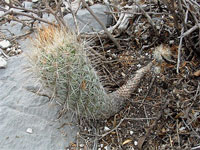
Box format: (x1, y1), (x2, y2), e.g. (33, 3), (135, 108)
(153, 44), (172, 62)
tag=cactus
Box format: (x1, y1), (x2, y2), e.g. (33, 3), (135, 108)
(31, 25), (153, 120)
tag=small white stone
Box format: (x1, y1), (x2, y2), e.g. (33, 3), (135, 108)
(0, 57), (7, 68)
(100, 144), (104, 148)
(98, 148), (101, 150)
(130, 130), (134, 135)
(16, 49), (22, 54)
(134, 141), (138, 146)
(156, 26), (160, 30)
(137, 64), (141, 68)
(22, 1), (33, 9)
(88, 128), (91, 132)
(80, 144), (84, 148)
(169, 40), (174, 44)
(104, 146), (109, 150)
(179, 127), (186, 131)
(6, 48), (11, 52)
(32, 0), (39, 3)
(10, 47), (16, 54)
(121, 72), (126, 77)
(0, 40), (11, 49)
(26, 128), (33, 134)
(138, 88), (142, 93)
(112, 53), (116, 57)
(104, 126), (110, 131)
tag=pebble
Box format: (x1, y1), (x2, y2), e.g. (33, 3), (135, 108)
(138, 88), (142, 93)
(11, 47), (15, 52)
(130, 130), (134, 135)
(22, 1), (33, 9)
(32, 0), (39, 3)
(104, 126), (110, 131)
(104, 146), (109, 150)
(121, 72), (126, 77)
(169, 40), (174, 44)
(0, 40), (11, 49)
(134, 141), (138, 146)
(6, 48), (11, 53)
(179, 127), (186, 131)
(16, 49), (22, 54)
(80, 144), (84, 148)
(137, 64), (141, 68)
(0, 57), (7, 69)
(26, 128), (33, 134)
(156, 25), (161, 30)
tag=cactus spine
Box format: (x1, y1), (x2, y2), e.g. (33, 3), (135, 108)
(31, 26), (153, 120)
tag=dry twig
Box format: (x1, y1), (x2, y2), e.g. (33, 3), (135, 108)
(80, 0), (122, 51)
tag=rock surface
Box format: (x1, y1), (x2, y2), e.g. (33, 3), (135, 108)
(22, 1), (33, 9)
(64, 4), (112, 33)
(0, 35), (78, 150)
(0, 3), (111, 149)
(0, 57), (7, 68)
(0, 40), (11, 49)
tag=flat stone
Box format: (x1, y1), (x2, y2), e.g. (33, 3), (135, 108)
(32, 0), (39, 3)
(0, 57), (7, 68)
(22, 1), (33, 10)
(26, 128), (33, 134)
(0, 40), (11, 49)
(64, 4), (112, 33)
(0, 37), (78, 150)
(104, 126), (110, 131)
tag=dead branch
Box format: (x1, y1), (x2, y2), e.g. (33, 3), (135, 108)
(161, 0), (180, 31)
(182, 23), (200, 37)
(2, 1), (42, 15)
(43, 0), (67, 28)
(67, 0), (80, 35)
(135, 3), (159, 36)
(1, 10), (57, 27)
(137, 99), (170, 150)
(80, 0), (122, 51)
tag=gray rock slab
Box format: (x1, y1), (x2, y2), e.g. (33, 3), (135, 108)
(0, 57), (7, 68)
(0, 38), (78, 150)
(0, 40), (11, 49)
(22, 1), (33, 10)
(1, 21), (30, 38)
(64, 4), (112, 33)
(1, 4), (112, 34)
